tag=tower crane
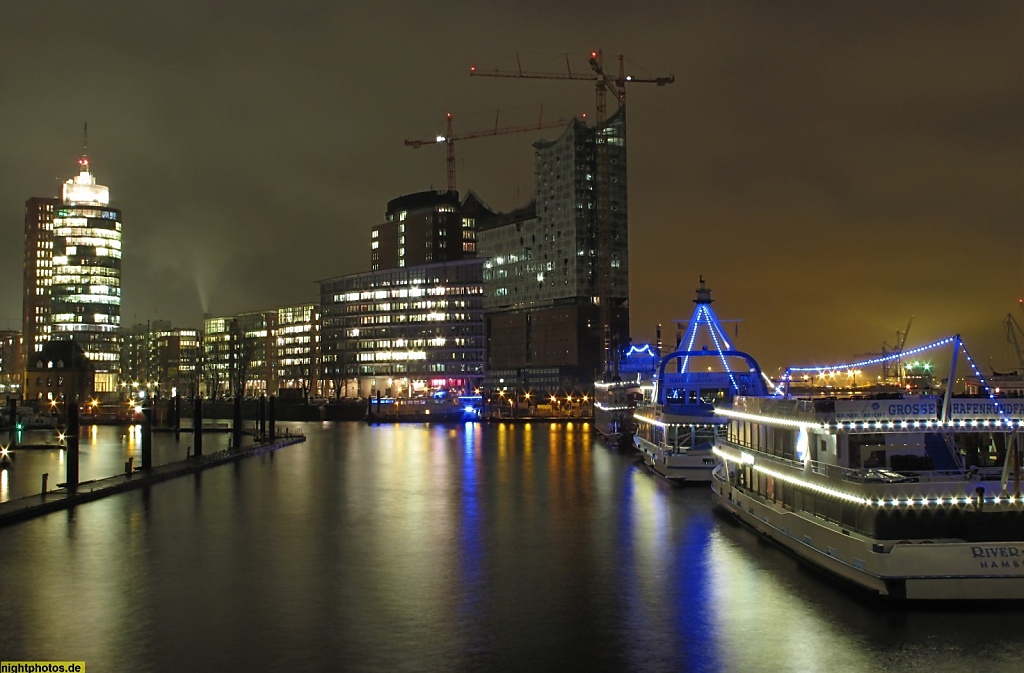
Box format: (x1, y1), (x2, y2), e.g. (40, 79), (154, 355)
(469, 50), (673, 366)
(469, 51), (673, 126)
(404, 108), (574, 193)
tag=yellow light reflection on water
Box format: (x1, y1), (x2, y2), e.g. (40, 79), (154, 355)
(705, 531), (879, 672)
(1, 468), (8, 501)
(522, 423), (533, 467)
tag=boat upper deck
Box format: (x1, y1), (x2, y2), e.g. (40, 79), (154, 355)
(724, 394), (1024, 433)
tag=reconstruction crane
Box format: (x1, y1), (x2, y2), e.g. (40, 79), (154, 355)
(469, 50), (674, 367)
(469, 50), (673, 124)
(404, 108), (573, 193)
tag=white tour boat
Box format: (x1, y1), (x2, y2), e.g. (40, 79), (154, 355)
(712, 335), (1024, 600)
(633, 279), (770, 483)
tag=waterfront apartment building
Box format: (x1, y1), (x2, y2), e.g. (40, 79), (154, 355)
(318, 259), (484, 399)
(152, 328), (201, 399)
(50, 155), (123, 393)
(202, 304), (318, 400)
(371, 190), (476, 271)
(203, 311), (275, 399)
(476, 109), (629, 394)
(119, 321), (200, 399)
(119, 320), (171, 386)
(22, 196), (59, 362)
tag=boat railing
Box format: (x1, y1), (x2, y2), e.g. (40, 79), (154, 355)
(722, 439), (974, 487)
(662, 401), (715, 417)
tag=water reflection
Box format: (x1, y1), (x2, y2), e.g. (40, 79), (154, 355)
(0, 423), (1023, 672)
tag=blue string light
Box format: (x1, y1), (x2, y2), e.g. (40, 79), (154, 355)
(784, 336), (957, 379)
(702, 304), (740, 392)
(625, 344), (656, 358)
(959, 341), (1009, 421)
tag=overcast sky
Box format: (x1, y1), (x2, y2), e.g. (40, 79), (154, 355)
(1, 1), (1020, 375)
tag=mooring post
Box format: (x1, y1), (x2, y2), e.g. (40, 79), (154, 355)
(66, 396), (79, 491)
(259, 394), (267, 441)
(8, 398), (17, 448)
(41, 472), (48, 495)
(193, 395), (203, 458)
(232, 396), (242, 450)
(268, 395), (276, 441)
(141, 401), (153, 470)
(173, 394), (182, 437)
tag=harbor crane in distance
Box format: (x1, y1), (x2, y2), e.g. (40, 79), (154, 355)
(404, 108), (574, 193)
(1004, 300), (1024, 370)
(469, 50), (674, 366)
(858, 317), (913, 385)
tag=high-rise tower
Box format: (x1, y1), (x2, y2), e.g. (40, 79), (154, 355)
(51, 149), (123, 392)
(22, 196), (59, 360)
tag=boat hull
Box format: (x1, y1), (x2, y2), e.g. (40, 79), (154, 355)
(711, 465), (1024, 600)
(636, 435), (717, 482)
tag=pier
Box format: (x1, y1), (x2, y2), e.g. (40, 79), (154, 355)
(0, 433), (305, 528)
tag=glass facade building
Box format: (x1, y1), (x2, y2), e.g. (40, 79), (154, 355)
(476, 109), (629, 392)
(51, 156), (122, 392)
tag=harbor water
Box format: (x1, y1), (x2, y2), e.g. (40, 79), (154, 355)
(1, 422), (1023, 672)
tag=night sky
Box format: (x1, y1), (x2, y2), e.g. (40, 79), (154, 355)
(1, 1), (1020, 376)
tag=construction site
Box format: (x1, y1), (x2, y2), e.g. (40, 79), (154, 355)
(318, 50), (675, 400)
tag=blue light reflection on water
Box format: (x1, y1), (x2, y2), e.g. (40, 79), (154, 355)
(457, 422), (487, 644)
(673, 507), (717, 673)
(1, 424), (1024, 672)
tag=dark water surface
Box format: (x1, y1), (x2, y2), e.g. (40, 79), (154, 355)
(1, 422), (1023, 672)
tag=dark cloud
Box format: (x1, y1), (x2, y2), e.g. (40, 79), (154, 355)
(1, 1), (1020, 375)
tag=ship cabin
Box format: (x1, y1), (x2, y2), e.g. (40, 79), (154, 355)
(714, 394), (1024, 544)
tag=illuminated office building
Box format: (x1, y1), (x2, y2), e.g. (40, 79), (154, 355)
(319, 259), (484, 398)
(50, 154), (123, 392)
(276, 304), (319, 398)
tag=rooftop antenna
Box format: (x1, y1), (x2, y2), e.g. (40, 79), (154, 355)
(80, 121), (91, 171)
